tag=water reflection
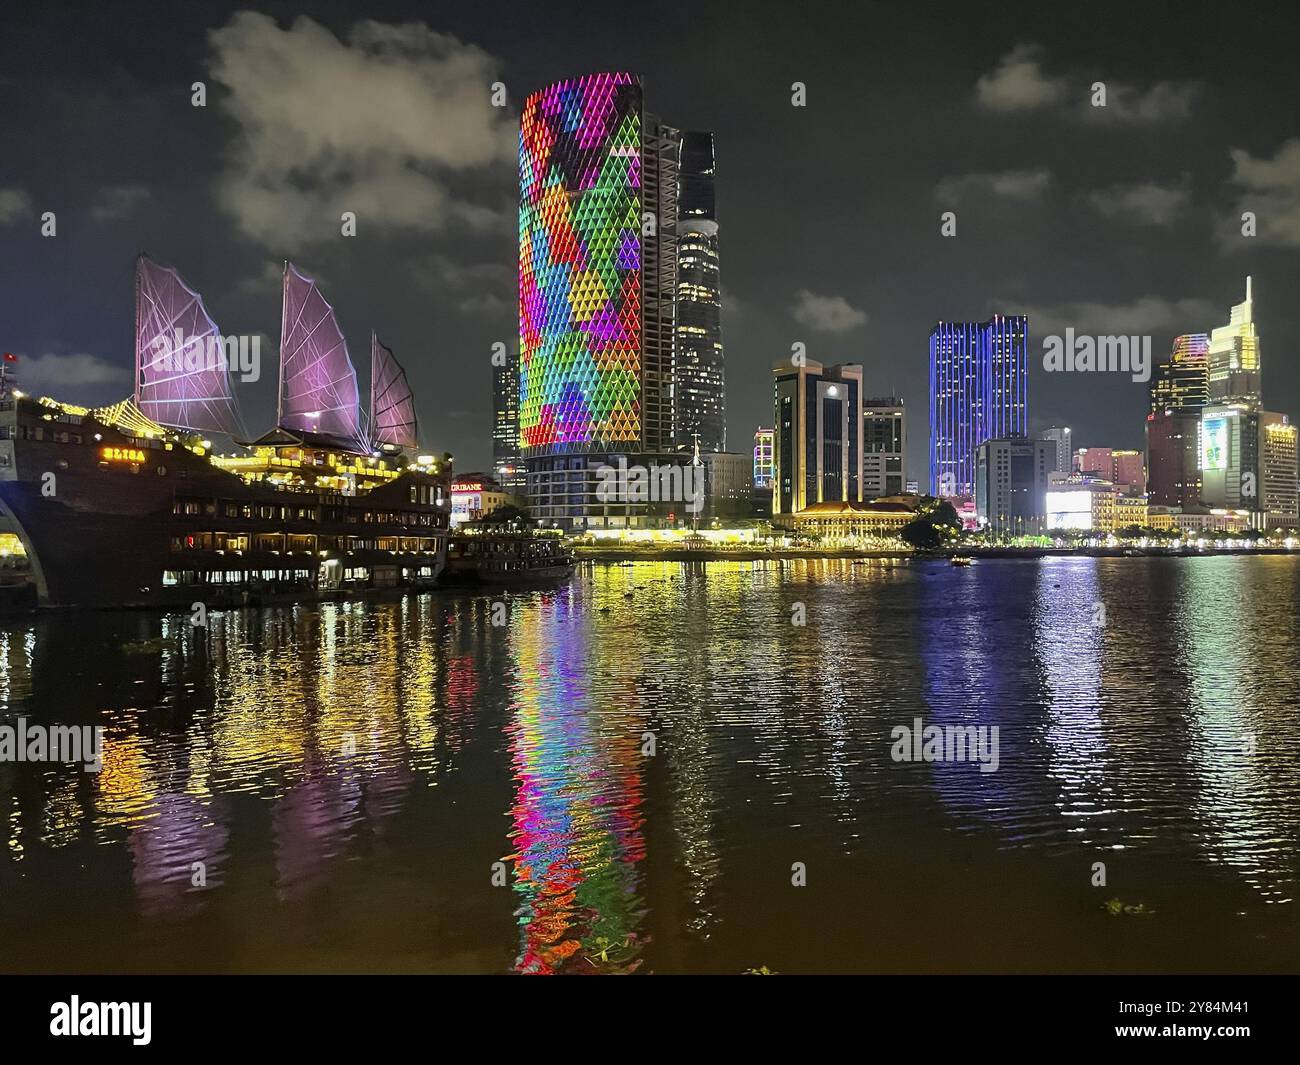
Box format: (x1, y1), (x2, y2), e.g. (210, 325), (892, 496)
(505, 587), (647, 973)
(0, 557), (1298, 972)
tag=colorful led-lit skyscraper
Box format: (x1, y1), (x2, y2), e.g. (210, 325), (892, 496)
(518, 73), (681, 527)
(673, 131), (726, 454)
(929, 316), (1028, 498)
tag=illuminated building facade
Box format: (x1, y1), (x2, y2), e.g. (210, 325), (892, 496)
(1045, 480), (1117, 532)
(862, 396), (906, 499)
(519, 73), (714, 528)
(974, 435), (1053, 535)
(753, 427), (774, 488)
(1261, 418), (1298, 520)
(1197, 403), (1295, 523)
(1208, 278), (1260, 404)
(772, 360), (864, 516)
(929, 316), (1028, 498)
(492, 353), (523, 492)
(673, 131), (726, 454)
(451, 474), (513, 527)
(1151, 333), (1210, 414)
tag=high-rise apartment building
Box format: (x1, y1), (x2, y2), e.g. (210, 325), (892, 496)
(772, 360), (864, 515)
(862, 397), (906, 499)
(673, 131), (726, 454)
(929, 316), (1028, 498)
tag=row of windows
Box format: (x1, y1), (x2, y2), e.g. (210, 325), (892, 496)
(172, 497), (442, 526)
(172, 533), (443, 552)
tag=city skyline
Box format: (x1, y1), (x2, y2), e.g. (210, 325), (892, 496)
(5, 0), (1300, 1005)
(4, 3), (1299, 482)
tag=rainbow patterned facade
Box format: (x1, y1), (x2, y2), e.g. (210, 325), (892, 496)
(519, 73), (645, 454)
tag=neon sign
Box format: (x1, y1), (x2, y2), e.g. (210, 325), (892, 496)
(102, 446), (146, 463)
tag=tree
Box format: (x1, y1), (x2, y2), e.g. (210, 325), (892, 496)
(900, 500), (961, 551)
(900, 516), (943, 551)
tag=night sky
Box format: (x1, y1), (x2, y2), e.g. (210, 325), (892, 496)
(2, 1), (1298, 478)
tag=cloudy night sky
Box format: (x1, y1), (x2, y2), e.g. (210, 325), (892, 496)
(2, 1), (1299, 477)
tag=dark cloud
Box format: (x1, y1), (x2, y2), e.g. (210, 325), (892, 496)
(3, 0), (1299, 478)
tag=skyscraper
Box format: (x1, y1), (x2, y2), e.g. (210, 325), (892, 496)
(518, 73), (680, 528)
(862, 397), (906, 498)
(673, 131), (726, 454)
(753, 427), (774, 488)
(1200, 403), (1297, 523)
(1038, 426), (1072, 475)
(772, 360), (864, 515)
(975, 436), (1054, 536)
(492, 350), (523, 492)
(1147, 412), (1202, 508)
(1208, 277), (1260, 404)
(1147, 333), (1209, 509)
(1151, 333), (1209, 414)
(929, 316), (1028, 497)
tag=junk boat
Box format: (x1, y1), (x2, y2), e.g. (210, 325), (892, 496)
(0, 256), (451, 608)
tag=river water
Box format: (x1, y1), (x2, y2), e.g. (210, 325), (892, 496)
(1, 557), (1297, 973)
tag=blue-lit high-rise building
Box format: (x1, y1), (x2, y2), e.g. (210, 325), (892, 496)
(929, 315), (1029, 498)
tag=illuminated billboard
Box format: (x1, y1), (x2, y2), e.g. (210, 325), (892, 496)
(1046, 489), (1093, 530)
(1201, 416), (1228, 471)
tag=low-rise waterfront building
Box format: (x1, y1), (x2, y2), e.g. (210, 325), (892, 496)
(775, 497), (917, 545)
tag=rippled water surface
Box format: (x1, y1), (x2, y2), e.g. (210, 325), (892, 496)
(2, 557), (1298, 973)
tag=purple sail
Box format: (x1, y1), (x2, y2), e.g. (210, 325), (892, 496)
(370, 333), (418, 450)
(134, 255), (246, 437)
(278, 263), (366, 450)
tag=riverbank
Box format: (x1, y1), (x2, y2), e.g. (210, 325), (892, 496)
(573, 544), (1299, 562)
